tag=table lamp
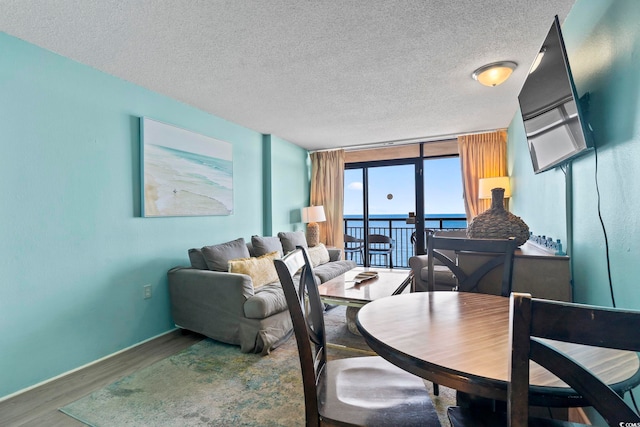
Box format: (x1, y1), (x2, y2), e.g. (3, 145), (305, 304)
(478, 176), (511, 201)
(302, 206), (326, 247)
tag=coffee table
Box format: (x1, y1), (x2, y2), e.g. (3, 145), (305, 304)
(318, 267), (412, 334)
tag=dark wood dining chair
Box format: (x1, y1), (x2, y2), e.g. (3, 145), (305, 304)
(448, 292), (640, 427)
(368, 233), (394, 268)
(409, 229), (468, 292)
(421, 234), (517, 396)
(343, 233), (364, 262)
(426, 234), (517, 296)
(274, 247), (441, 427)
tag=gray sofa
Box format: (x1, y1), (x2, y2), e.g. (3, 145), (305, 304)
(168, 233), (355, 355)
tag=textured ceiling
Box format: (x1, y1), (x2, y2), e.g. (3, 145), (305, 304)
(0, 0), (576, 151)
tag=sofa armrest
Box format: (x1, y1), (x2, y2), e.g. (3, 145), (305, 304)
(168, 267), (255, 339)
(409, 255), (430, 293)
(168, 267), (254, 307)
(408, 254), (427, 270)
(409, 253), (447, 268)
(409, 254), (437, 271)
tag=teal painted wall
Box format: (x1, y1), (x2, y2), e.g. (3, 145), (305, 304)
(0, 33), (309, 398)
(508, 0), (640, 308)
(267, 135), (310, 235)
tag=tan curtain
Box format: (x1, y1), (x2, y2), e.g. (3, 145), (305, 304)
(458, 130), (507, 220)
(310, 149), (345, 251)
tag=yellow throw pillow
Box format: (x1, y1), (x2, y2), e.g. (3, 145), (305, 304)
(228, 251), (280, 289)
(307, 243), (330, 267)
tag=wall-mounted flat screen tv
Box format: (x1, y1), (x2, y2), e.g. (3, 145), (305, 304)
(518, 15), (593, 174)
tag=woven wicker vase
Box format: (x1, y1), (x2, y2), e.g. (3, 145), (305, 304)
(467, 188), (530, 246)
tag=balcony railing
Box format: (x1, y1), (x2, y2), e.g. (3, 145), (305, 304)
(343, 215), (467, 268)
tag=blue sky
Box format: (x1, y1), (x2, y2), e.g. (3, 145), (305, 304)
(344, 157), (465, 216)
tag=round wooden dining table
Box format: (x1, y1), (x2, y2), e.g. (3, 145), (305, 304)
(356, 292), (640, 407)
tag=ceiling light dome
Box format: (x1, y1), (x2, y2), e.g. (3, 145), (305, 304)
(472, 61), (518, 87)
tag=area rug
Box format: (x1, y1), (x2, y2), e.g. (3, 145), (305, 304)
(60, 306), (456, 426)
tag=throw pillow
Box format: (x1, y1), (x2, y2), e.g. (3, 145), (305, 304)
(307, 243), (330, 267)
(251, 235), (284, 257)
(188, 248), (208, 270)
(201, 238), (251, 272)
(228, 251), (280, 288)
(278, 231), (308, 254)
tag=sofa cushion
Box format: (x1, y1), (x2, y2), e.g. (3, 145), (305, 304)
(327, 248), (341, 262)
(419, 265), (457, 287)
(251, 235), (284, 257)
(313, 260), (357, 283)
(307, 243), (330, 267)
(278, 231), (308, 253)
(201, 238), (251, 272)
(243, 283), (289, 319)
(228, 251), (280, 288)
(188, 248), (208, 270)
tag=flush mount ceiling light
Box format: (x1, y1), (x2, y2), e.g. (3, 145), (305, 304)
(472, 61), (518, 87)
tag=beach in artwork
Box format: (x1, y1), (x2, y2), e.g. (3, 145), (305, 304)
(144, 144), (233, 216)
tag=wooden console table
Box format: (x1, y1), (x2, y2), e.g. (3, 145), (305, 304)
(458, 241), (571, 301)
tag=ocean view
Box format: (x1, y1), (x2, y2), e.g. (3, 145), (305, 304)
(344, 213), (467, 230)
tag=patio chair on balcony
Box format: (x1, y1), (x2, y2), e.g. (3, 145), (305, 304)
(368, 234), (394, 268)
(344, 234), (364, 262)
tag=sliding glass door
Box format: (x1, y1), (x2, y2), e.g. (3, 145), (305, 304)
(344, 160), (418, 268)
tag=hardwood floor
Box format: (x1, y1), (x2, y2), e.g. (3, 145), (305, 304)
(0, 330), (204, 427)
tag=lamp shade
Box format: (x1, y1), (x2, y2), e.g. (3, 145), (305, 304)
(302, 206), (326, 223)
(479, 177), (511, 199)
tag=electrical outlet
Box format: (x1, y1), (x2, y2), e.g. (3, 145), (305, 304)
(143, 284), (152, 299)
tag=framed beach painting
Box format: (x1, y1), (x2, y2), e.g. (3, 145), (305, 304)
(141, 117), (233, 217)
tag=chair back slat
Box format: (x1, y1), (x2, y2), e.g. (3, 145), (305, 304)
(509, 293), (640, 427)
(344, 234), (364, 261)
(368, 234), (394, 268)
(529, 299), (640, 351)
